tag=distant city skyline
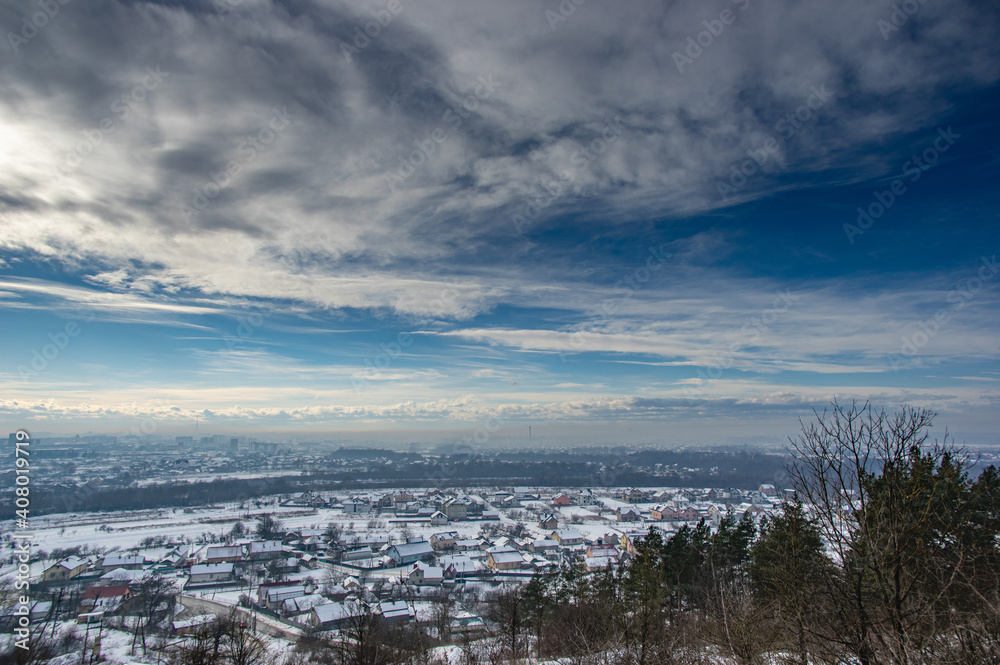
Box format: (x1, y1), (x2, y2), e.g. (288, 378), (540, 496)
(2, 1), (999, 445)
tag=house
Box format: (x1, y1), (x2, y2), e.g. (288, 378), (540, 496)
(3, 601), (52, 625)
(552, 493), (574, 506)
(205, 546), (243, 564)
(616, 507), (642, 522)
(579, 489), (599, 505)
(430, 511), (449, 526)
(487, 551), (523, 571)
(43, 556), (88, 581)
(538, 514), (559, 530)
(300, 536), (324, 553)
(620, 529), (654, 555)
(528, 539), (559, 554)
(248, 540), (283, 560)
(463, 498), (485, 518)
(407, 562), (444, 586)
(162, 546), (193, 568)
(650, 505), (674, 521)
(272, 556), (300, 575)
(452, 612), (487, 635)
(621, 488), (648, 504)
(387, 541), (434, 566)
(188, 563), (234, 585)
(453, 539), (483, 552)
(79, 586), (133, 614)
(550, 529), (584, 547)
(379, 600), (414, 623)
(440, 555), (480, 579)
(284, 594), (328, 616)
(257, 580), (302, 603)
(343, 546), (375, 562)
(586, 544), (619, 559)
(758, 483), (777, 497)
(585, 556), (616, 572)
(342, 499), (372, 514)
(311, 602), (365, 631)
(500, 495), (520, 508)
(100, 568), (152, 585)
(443, 499), (467, 521)
(101, 554), (144, 573)
(340, 534), (392, 549)
(172, 615), (215, 636)
(430, 532), (460, 551)
(340, 547), (375, 561)
(265, 585), (306, 611)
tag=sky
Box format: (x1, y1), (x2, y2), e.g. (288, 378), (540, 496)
(1, 0), (999, 446)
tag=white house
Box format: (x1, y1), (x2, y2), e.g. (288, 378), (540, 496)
(342, 499), (372, 514)
(387, 541), (434, 566)
(249, 540), (283, 560)
(551, 529), (584, 546)
(101, 553), (144, 573)
(407, 562), (443, 586)
(379, 600), (414, 623)
(188, 563), (234, 584)
(311, 602), (365, 631)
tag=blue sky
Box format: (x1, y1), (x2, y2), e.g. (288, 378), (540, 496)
(1, 0), (999, 445)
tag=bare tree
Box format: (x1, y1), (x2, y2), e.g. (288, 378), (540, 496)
(787, 400), (972, 665)
(219, 609), (272, 665)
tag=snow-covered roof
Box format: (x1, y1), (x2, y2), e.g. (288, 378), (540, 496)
(284, 593), (328, 614)
(313, 602), (364, 624)
(489, 552), (523, 565)
(390, 541), (434, 558)
(190, 563), (234, 576)
(206, 546), (243, 558)
(250, 540), (283, 554)
(103, 553), (144, 566)
(267, 585), (306, 603)
(52, 556), (87, 570)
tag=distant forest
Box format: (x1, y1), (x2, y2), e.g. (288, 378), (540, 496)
(19, 448), (788, 516)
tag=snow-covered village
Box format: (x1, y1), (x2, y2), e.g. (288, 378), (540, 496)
(1, 482), (787, 664)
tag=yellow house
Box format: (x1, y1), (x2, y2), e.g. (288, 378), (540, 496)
(43, 557), (88, 582)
